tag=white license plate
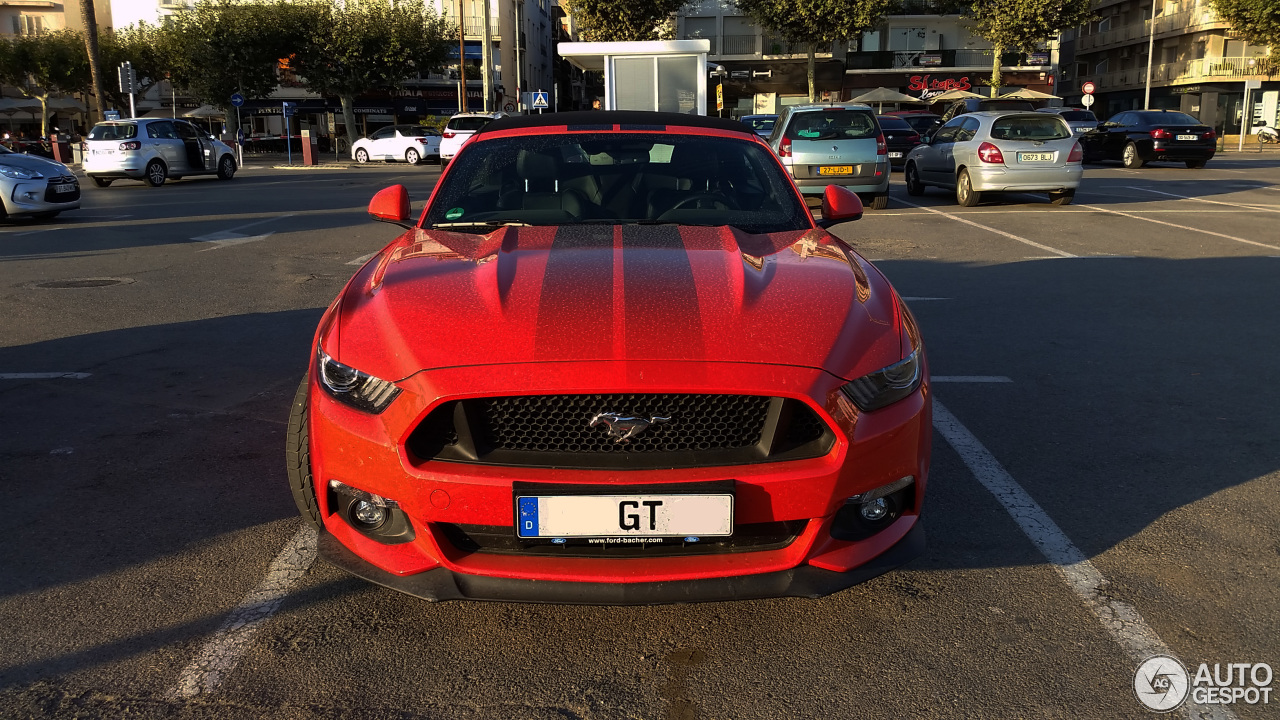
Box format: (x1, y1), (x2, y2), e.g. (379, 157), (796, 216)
(93, 149), (114, 155)
(888, 152), (903, 159)
(1019, 152), (1055, 162)
(1176, 134), (1197, 141)
(516, 494), (734, 539)
(54, 183), (76, 193)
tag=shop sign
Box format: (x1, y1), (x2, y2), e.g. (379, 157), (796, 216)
(908, 74), (972, 101)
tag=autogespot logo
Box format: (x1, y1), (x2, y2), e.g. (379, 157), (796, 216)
(1134, 655), (1190, 712)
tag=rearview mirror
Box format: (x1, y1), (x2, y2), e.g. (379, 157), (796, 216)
(817, 184), (863, 228)
(369, 184), (411, 228)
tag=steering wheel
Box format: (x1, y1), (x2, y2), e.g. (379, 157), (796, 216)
(667, 193), (740, 212)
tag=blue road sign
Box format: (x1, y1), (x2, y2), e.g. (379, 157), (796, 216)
(282, 101), (296, 117)
(531, 91), (549, 110)
(230, 93), (245, 108)
(104, 110), (121, 121)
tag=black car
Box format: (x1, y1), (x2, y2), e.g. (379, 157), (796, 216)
(938, 98), (1036, 124)
(1081, 110), (1216, 168)
(876, 115), (922, 167)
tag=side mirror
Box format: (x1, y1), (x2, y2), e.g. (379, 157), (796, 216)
(369, 184), (411, 228)
(817, 184), (863, 228)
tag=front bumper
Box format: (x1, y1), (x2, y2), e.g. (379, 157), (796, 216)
(320, 521), (925, 604)
(2, 178), (81, 215)
(308, 359), (932, 602)
(968, 164), (1083, 193)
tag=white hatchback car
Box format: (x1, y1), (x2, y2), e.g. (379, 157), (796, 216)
(351, 125), (441, 165)
(440, 112), (505, 164)
(84, 118), (237, 187)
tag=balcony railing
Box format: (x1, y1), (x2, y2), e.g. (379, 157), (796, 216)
(720, 34), (759, 55)
(845, 49), (1038, 70)
(444, 15), (501, 38)
(684, 35), (716, 54)
(1077, 8), (1228, 52)
(1078, 56), (1269, 90)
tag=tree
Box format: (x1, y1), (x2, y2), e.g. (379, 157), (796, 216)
(0, 31), (89, 136)
(99, 23), (184, 112)
(563, 0), (687, 42)
(1207, 0), (1278, 74)
(291, 0), (453, 150)
(735, 0), (893, 101)
(958, 0), (1095, 97)
(79, 0), (107, 125)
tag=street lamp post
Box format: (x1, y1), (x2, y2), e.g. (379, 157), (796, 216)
(1143, 0), (1158, 109)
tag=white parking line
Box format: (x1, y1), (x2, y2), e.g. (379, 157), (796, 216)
(0, 372), (91, 380)
(932, 401), (1237, 720)
(891, 199), (1077, 258)
(169, 524), (317, 698)
(1126, 186), (1280, 213)
(346, 251), (378, 266)
(193, 213), (296, 250)
(1076, 204), (1280, 251)
(932, 376), (1012, 383)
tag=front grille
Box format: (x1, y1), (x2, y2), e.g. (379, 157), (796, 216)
(45, 175), (80, 203)
(436, 519), (808, 557)
(406, 393), (834, 469)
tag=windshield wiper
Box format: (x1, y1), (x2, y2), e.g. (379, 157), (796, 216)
(429, 221), (531, 230)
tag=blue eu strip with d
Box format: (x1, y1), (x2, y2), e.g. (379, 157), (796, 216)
(517, 497), (539, 537)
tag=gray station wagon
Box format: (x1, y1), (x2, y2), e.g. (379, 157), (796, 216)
(767, 104), (890, 209)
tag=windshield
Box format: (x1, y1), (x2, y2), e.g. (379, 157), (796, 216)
(446, 117), (493, 132)
(877, 116), (912, 130)
(785, 110), (878, 141)
(1140, 111), (1200, 125)
(990, 115), (1071, 141)
(88, 123), (138, 140)
(1059, 110), (1096, 121)
(900, 115), (940, 133)
(743, 116), (775, 133)
(423, 133), (809, 234)
(400, 126), (437, 137)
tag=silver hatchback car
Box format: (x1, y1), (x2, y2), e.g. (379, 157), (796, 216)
(903, 112), (1083, 206)
(767, 104), (890, 209)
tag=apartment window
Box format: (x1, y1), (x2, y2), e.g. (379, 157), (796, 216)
(1095, 59), (1109, 74)
(860, 30), (881, 52)
(888, 27), (926, 51)
(13, 14), (45, 34)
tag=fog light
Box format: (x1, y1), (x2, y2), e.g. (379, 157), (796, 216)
(860, 497), (890, 521)
(352, 499), (386, 528)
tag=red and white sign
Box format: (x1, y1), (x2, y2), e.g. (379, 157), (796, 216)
(908, 74), (973, 101)
(1082, 81), (1096, 95)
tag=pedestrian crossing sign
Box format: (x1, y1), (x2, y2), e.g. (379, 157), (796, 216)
(532, 92), (549, 110)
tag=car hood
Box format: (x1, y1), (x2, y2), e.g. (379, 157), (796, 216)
(0, 152), (71, 176)
(334, 225), (903, 383)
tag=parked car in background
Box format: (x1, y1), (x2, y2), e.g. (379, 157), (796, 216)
(740, 114), (777, 138)
(938, 98), (1037, 124)
(83, 118), (237, 187)
(876, 115), (923, 167)
(768, 103), (890, 209)
(1036, 107), (1099, 135)
(440, 112), (505, 164)
(903, 111), (1083, 206)
(1079, 109), (1215, 168)
(884, 110), (942, 138)
(0, 144), (79, 220)
(352, 125), (440, 165)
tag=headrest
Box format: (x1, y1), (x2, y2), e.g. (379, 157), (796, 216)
(516, 150), (558, 181)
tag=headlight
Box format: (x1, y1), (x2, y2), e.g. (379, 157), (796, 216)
(316, 347), (401, 413)
(841, 349), (923, 412)
(0, 165), (41, 179)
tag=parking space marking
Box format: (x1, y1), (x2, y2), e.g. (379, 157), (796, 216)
(891, 199), (1077, 258)
(932, 401), (1237, 720)
(169, 524), (317, 698)
(346, 251), (379, 266)
(932, 376), (1012, 383)
(1077, 204), (1280, 251)
(193, 213), (296, 250)
(0, 372), (91, 380)
(1125, 186), (1280, 214)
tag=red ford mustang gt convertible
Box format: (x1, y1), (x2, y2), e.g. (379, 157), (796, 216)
(287, 111), (931, 604)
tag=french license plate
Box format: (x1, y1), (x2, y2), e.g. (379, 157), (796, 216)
(818, 165), (853, 176)
(1176, 134), (1197, 141)
(54, 183), (76, 193)
(1019, 152), (1055, 162)
(888, 152), (903, 159)
(93, 149), (114, 155)
(515, 494), (734, 539)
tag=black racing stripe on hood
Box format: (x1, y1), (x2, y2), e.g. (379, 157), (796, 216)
(535, 224), (614, 359)
(621, 225), (705, 360)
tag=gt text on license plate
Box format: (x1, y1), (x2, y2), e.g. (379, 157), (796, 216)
(54, 183), (76, 194)
(1018, 152), (1054, 162)
(888, 152), (903, 159)
(1176, 134), (1197, 141)
(818, 166), (853, 176)
(516, 494), (734, 538)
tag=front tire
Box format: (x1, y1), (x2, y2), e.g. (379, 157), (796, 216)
(216, 154), (236, 180)
(354, 148), (369, 164)
(145, 160), (167, 187)
(1049, 189), (1075, 206)
(904, 163), (925, 196)
(1122, 142), (1145, 169)
(956, 169), (980, 207)
(91, 176), (112, 188)
(286, 376), (322, 529)
(405, 148), (421, 165)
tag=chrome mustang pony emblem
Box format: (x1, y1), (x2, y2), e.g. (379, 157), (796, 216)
(588, 412), (671, 443)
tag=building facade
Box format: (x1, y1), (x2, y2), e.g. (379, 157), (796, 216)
(1066, 0), (1276, 133)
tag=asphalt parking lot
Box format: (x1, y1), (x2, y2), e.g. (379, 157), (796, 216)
(1, 153), (1277, 719)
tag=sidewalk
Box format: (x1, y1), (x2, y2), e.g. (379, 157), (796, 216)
(239, 151), (443, 170)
